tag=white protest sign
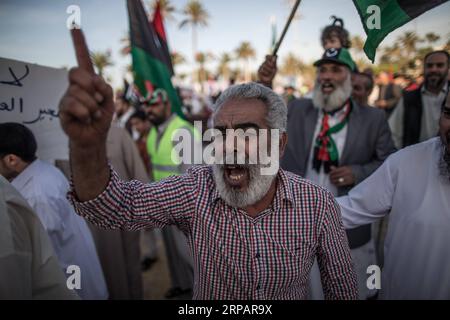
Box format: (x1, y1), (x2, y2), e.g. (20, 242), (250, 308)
(0, 57), (69, 162)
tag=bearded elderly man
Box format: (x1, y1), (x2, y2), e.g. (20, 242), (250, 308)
(338, 91), (450, 299)
(58, 67), (357, 300)
(259, 48), (396, 299)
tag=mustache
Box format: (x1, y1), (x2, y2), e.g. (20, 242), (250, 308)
(216, 152), (260, 167)
(427, 73), (445, 82)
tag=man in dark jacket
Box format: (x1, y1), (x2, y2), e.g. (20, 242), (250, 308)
(258, 48), (396, 299)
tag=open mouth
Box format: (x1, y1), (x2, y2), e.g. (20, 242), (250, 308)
(321, 82), (335, 94)
(224, 165), (248, 188)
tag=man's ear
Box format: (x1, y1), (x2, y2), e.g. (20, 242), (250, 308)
(3, 154), (21, 169)
(279, 132), (288, 158)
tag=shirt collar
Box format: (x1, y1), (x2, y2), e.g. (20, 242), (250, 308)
(322, 99), (351, 117)
(11, 159), (40, 190)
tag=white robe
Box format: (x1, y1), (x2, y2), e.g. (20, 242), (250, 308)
(338, 137), (450, 299)
(11, 159), (108, 300)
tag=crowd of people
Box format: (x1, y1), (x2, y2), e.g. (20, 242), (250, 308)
(0, 16), (449, 300)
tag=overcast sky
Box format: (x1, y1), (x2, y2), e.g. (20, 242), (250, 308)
(1, 0), (449, 88)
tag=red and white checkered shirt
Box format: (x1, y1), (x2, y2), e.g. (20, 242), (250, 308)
(68, 165), (357, 300)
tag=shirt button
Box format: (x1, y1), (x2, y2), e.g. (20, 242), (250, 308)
(255, 252), (260, 259)
(256, 284), (261, 290)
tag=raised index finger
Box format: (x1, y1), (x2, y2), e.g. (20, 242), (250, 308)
(71, 28), (95, 75)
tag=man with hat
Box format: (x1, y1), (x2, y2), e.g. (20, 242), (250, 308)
(142, 88), (201, 299)
(258, 48), (396, 299)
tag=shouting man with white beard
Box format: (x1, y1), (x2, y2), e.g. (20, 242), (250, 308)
(58, 66), (357, 299)
(259, 48), (396, 299)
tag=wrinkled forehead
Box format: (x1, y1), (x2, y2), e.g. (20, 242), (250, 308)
(213, 98), (268, 128)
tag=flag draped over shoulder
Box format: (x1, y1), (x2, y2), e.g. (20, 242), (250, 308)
(127, 0), (182, 116)
(353, 0), (449, 62)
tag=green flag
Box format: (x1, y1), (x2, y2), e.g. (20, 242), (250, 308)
(353, 0), (449, 62)
(127, 0), (183, 117)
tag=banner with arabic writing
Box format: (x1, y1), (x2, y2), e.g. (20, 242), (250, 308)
(0, 57), (69, 162)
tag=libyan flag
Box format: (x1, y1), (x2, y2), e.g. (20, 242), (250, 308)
(127, 0), (182, 117)
(353, 0), (449, 62)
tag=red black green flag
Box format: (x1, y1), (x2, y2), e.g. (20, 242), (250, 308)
(127, 0), (182, 116)
(353, 0), (449, 62)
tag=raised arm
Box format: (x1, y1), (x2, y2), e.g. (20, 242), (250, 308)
(59, 66), (114, 202)
(257, 55), (278, 88)
(60, 29), (115, 201)
(59, 68), (197, 232)
(67, 168), (197, 233)
(337, 157), (396, 229)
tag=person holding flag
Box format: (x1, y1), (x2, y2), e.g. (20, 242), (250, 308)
(276, 47), (396, 299)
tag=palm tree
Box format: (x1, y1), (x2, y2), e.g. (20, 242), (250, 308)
(149, 0), (176, 21)
(399, 31), (422, 60)
(380, 43), (401, 65)
(217, 53), (233, 83)
(179, 0), (209, 70)
(235, 41), (256, 82)
(279, 53), (304, 77)
(279, 53), (316, 86)
(283, 0), (303, 21)
(444, 39), (450, 52)
(171, 51), (186, 69)
(351, 35), (365, 59)
(424, 32), (441, 46)
(91, 50), (114, 77)
(195, 51), (214, 91)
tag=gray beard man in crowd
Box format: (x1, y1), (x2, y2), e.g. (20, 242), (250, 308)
(58, 63), (358, 299)
(258, 48), (396, 299)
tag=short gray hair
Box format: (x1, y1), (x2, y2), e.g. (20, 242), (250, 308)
(213, 82), (287, 132)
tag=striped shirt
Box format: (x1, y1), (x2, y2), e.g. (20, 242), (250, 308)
(68, 165), (357, 300)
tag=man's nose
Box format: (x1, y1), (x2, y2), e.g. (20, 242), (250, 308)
(429, 64), (439, 73)
(225, 133), (237, 154)
(320, 71), (332, 82)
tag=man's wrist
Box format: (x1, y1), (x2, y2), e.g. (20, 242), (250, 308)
(69, 141), (110, 201)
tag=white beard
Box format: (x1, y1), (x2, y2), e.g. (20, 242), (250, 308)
(312, 74), (352, 112)
(439, 139), (450, 182)
(212, 164), (276, 209)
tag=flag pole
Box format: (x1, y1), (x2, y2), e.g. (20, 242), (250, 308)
(272, 0), (302, 56)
